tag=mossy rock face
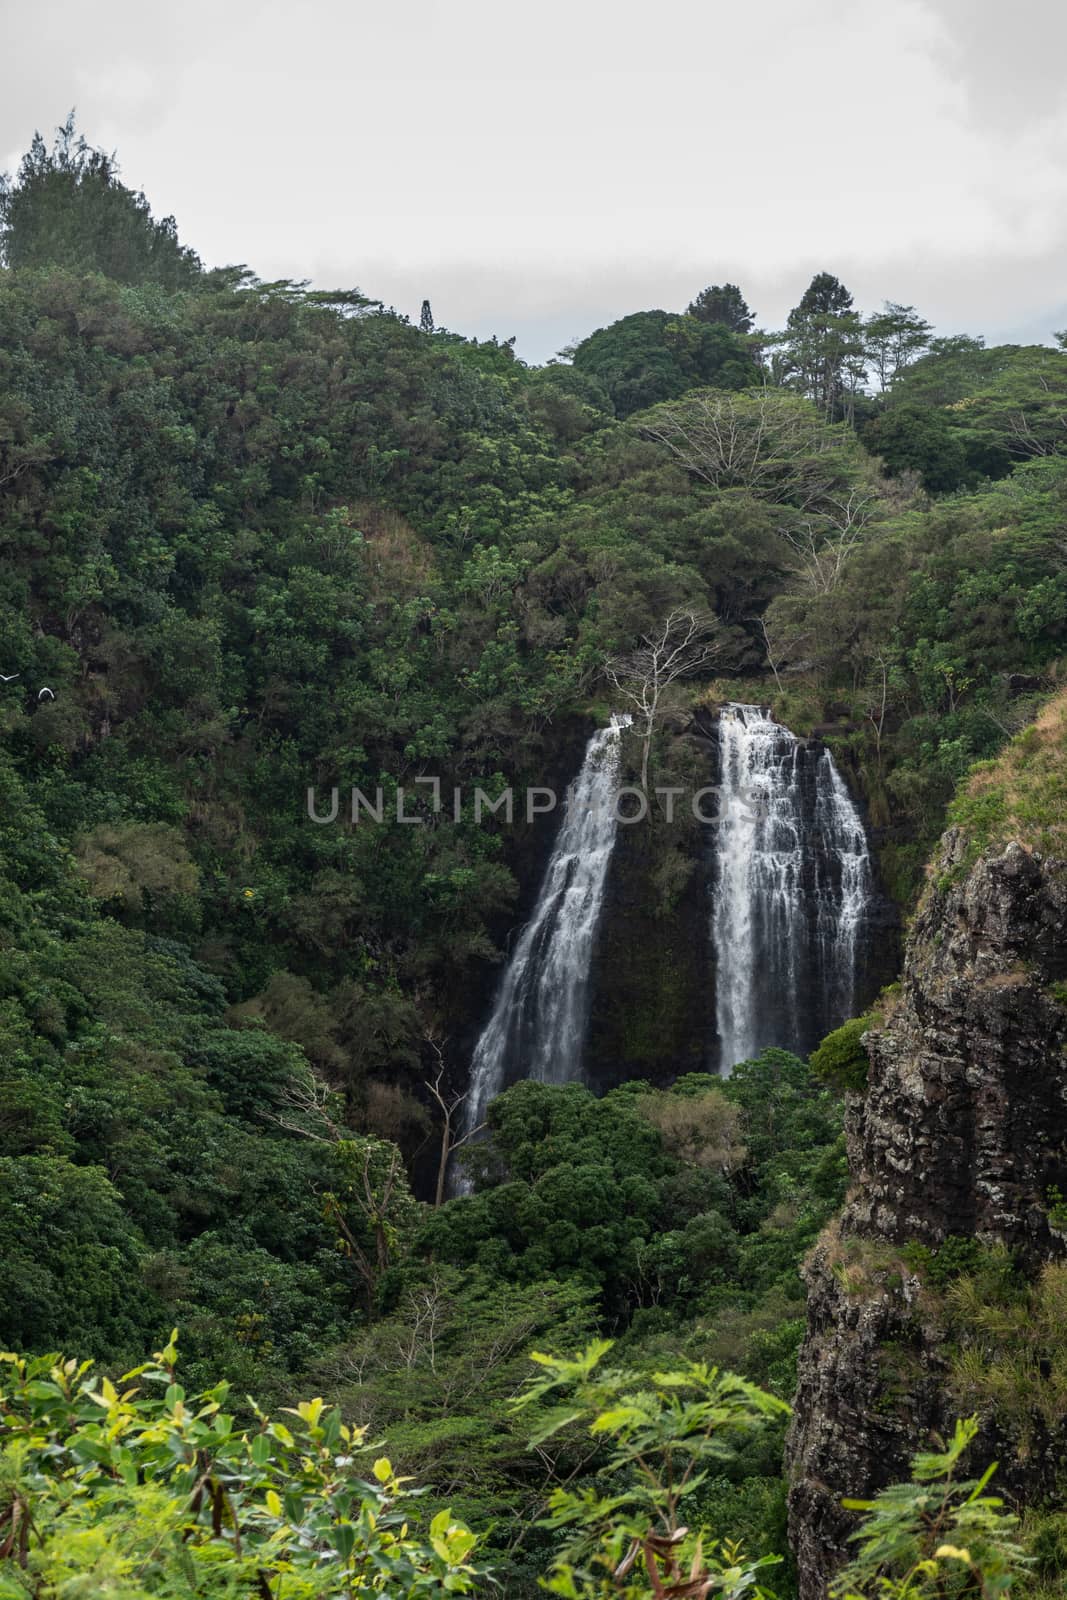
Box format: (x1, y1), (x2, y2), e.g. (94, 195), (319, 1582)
(789, 693), (1067, 1600)
(948, 690), (1067, 864)
(584, 735), (712, 1091)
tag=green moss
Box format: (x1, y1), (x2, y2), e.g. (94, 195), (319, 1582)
(770, 688), (825, 739)
(877, 840), (928, 910)
(946, 694), (1067, 860)
(1046, 1185), (1067, 1231)
(809, 1014), (879, 1093)
(901, 1234), (985, 1288)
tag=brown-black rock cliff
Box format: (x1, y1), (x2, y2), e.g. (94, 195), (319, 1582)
(786, 705), (1067, 1600)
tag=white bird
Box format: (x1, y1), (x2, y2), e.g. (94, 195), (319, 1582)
(0, 673), (19, 683)
(38, 687), (55, 701)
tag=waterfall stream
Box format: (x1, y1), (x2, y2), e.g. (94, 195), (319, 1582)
(712, 703), (872, 1071)
(454, 701), (874, 1188)
(461, 715), (632, 1142)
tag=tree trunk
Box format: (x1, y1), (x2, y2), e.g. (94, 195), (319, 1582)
(435, 1122), (450, 1207)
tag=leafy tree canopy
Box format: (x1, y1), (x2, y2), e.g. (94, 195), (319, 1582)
(0, 114), (202, 287)
(686, 281), (756, 333)
(570, 310), (756, 418)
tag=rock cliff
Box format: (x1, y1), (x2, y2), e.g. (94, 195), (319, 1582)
(787, 695), (1067, 1597)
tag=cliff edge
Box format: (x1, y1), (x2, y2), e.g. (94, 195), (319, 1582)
(787, 693), (1067, 1597)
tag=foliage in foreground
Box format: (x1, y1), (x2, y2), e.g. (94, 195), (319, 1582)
(833, 1418), (1027, 1599)
(0, 1334), (1039, 1600)
(0, 1333), (482, 1598)
(514, 1341), (788, 1598)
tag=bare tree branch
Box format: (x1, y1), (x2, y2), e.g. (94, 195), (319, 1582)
(422, 1030), (486, 1205)
(605, 608), (724, 791)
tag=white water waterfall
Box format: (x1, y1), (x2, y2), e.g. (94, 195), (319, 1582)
(712, 703), (872, 1071)
(460, 716), (631, 1146)
(814, 748), (874, 1023)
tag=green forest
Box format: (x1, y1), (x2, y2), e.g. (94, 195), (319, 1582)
(2, 119), (1067, 1599)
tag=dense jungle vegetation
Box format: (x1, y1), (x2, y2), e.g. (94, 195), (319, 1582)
(2, 120), (1067, 1596)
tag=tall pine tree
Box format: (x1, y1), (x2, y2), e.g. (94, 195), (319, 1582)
(0, 114), (201, 288)
(686, 282), (755, 334)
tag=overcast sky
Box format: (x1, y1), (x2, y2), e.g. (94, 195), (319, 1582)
(3, 0), (1066, 362)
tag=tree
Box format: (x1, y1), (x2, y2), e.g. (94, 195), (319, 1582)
(958, 346), (1067, 461)
(0, 1336), (484, 1595)
(570, 310), (756, 417)
(605, 608), (724, 791)
(514, 1340), (787, 1598)
(809, 1014), (876, 1093)
(0, 114), (201, 286)
(639, 388), (883, 596)
(887, 334), (990, 406)
(639, 388), (869, 509)
(74, 820), (199, 913)
(324, 1135), (417, 1308)
(793, 271), (855, 319)
(863, 302), (933, 390)
(686, 281), (755, 333)
(637, 1085), (746, 1173)
(882, 342), (1067, 475)
(832, 1417), (1027, 1599)
(0, 1156), (155, 1355)
(861, 403), (969, 492)
(780, 273), (866, 420)
(422, 1030), (486, 1206)
(420, 298), (435, 333)
(425, 1080), (671, 1299)
(778, 497), (880, 595)
(257, 1064), (417, 1308)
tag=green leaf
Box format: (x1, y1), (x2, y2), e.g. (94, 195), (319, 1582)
(331, 1522), (356, 1561)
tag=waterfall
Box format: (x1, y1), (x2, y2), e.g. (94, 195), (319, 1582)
(712, 703), (872, 1072)
(460, 715), (631, 1144)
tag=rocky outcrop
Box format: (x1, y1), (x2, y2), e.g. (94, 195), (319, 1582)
(846, 833), (1067, 1263)
(788, 1232), (949, 1592)
(787, 829), (1067, 1598)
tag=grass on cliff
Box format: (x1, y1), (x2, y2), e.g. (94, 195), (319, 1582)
(949, 690), (1067, 859)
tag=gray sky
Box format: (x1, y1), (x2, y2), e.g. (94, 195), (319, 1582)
(3, 0), (1066, 362)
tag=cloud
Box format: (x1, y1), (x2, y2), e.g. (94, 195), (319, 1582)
(923, 0), (1067, 128)
(2, 0), (1065, 361)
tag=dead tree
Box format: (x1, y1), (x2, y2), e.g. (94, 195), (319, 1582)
(605, 608), (724, 792)
(423, 1032), (486, 1205)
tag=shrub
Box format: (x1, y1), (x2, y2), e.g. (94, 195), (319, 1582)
(810, 1015), (878, 1093)
(0, 1333), (482, 1597)
(833, 1417), (1028, 1598)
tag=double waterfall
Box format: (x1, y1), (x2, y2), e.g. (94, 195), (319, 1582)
(458, 702), (873, 1154)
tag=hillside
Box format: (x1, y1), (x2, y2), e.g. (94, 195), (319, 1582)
(2, 121), (1067, 1597)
